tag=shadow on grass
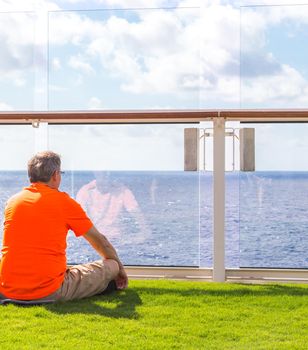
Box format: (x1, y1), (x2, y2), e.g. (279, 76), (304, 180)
(132, 283), (308, 298)
(45, 288), (142, 319)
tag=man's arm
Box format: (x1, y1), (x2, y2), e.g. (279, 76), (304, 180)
(83, 226), (128, 289)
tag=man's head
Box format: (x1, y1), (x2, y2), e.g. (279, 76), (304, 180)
(28, 151), (62, 188)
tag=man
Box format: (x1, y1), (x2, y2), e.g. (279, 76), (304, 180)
(0, 151), (128, 302)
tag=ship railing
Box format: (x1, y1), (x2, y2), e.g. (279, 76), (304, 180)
(1, 109), (308, 283)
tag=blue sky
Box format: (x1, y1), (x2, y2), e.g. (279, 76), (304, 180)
(1, 0), (308, 170)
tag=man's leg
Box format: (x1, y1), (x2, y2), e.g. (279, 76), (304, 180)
(55, 259), (119, 302)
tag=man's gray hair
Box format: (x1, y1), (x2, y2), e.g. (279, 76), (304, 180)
(28, 151), (61, 183)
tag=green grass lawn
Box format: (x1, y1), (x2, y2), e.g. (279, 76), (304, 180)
(0, 280), (307, 350)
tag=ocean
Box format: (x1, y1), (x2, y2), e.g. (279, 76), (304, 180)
(0, 171), (307, 269)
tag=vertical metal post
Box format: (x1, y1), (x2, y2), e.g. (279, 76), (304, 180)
(213, 116), (225, 282)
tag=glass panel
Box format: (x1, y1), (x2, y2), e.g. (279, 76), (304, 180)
(0, 12), (37, 111)
(239, 124), (308, 268)
(240, 5), (308, 108)
(199, 122), (214, 268)
(225, 122), (241, 268)
(48, 8), (201, 110)
(0, 126), (36, 243)
(240, 5), (308, 268)
(48, 124), (201, 267)
(200, 171), (213, 267)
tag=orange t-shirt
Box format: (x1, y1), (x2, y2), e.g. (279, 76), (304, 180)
(0, 183), (93, 300)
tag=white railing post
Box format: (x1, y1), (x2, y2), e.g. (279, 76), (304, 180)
(213, 115), (225, 282)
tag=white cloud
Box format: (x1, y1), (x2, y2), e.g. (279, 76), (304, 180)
(0, 1), (60, 83)
(97, 0), (177, 7)
(2, 0), (308, 109)
(0, 102), (13, 111)
(242, 64), (308, 106)
(49, 84), (67, 91)
(14, 77), (27, 87)
(52, 57), (62, 70)
(230, 0), (308, 7)
(50, 4), (241, 103)
(0, 0), (58, 11)
(0, 13), (35, 74)
(240, 3), (308, 52)
(68, 54), (95, 74)
(88, 97), (104, 109)
(239, 4), (308, 106)
(3, 2), (225, 110)
(49, 12), (104, 46)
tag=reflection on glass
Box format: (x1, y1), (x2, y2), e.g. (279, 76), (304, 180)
(239, 124), (308, 268)
(49, 124), (201, 267)
(76, 171), (150, 243)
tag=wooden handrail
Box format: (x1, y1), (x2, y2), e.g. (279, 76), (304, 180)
(1, 109), (308, 123)
(0, 110), (215, 123)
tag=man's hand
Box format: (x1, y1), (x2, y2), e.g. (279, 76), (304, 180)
(84, 226), (128, 290)
(115, 267), (128, 290)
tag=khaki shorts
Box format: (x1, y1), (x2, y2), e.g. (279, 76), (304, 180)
(53, 259), (119, 301)
(0, 260), (119, 303)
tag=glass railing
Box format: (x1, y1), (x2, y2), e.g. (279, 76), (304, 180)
(1, 3), (308, 275)
(240, 4), (308, 109)
(48, 7), (202, 110)
(48, 123), (203, 266)
(0, 12), (37, 110)
(0, 125), (36, 242)
(239, 4), (308, 269)
(1, 117), (308, 272)
(238, 123), (308, 269)
(47, 6), (206, 267)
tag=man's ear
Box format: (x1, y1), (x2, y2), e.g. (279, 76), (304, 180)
(51, 171), (57, 181)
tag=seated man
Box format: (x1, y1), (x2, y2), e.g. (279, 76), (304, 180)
(0, 151), (128, 302)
